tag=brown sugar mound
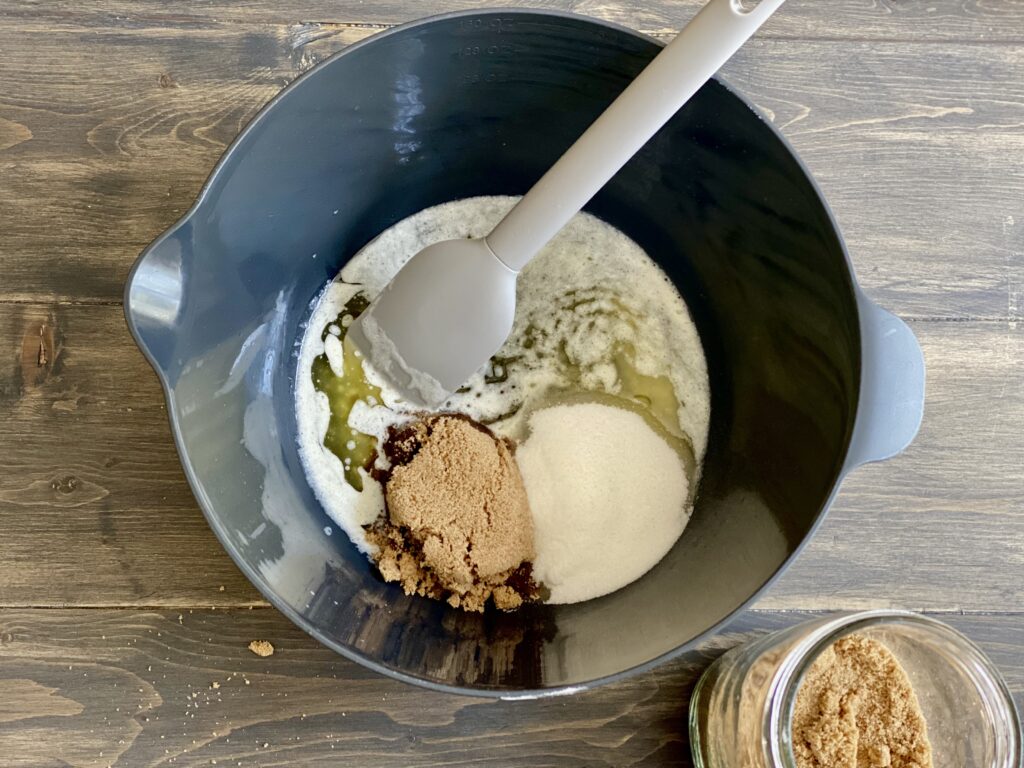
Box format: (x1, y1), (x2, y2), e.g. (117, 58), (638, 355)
(366, 415), (538, 612)
(792, 634), (933, 768)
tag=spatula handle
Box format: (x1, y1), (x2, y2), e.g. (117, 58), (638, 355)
(485, 0), (786, 272)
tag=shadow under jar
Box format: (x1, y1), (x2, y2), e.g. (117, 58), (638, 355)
(690, 610), (1022, 768)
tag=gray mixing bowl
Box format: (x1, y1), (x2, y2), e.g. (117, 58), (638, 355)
(125, 10), (925, 696)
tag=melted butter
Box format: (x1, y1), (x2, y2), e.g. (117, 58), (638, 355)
(612, 346), (697, 489)
(311, 292), (380, 491)
(309, 283), (698, 497)
(613, 346), (683, 437)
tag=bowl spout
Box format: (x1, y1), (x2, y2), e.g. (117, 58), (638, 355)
(125, 222), (190, 375)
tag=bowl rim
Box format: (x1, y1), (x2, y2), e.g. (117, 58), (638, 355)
(124, 7), (861, 699)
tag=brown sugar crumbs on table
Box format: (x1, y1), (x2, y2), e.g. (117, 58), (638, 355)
(247, 639), (275, 657)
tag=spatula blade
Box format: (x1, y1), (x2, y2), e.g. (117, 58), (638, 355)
(348, 237), (518, 407)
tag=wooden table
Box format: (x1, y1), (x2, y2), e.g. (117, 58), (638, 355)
(1, 1), (1021, 764)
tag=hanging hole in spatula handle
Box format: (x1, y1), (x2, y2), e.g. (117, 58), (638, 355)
(726, 0), (787, 26)
(731, 0), (778, 18)
(732, 0), (763, 12)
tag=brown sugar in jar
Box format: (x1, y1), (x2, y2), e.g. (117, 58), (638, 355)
(689, 611), (1020, 768)
(791, 634), (932, 768)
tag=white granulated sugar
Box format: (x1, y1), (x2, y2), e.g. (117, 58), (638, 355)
(294, 196), (711, 597)
(516, 402), (690, 604)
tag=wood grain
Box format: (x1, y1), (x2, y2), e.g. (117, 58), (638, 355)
(6, 0), (1024, 42)
(0, 0), (1021, 764)
(0, 304), (263, 607)
(765, 319), (1024, 611)
(0, 608), (1019, 767)
(1, 24), (1021, 317)
(0, 306), (1020, 610)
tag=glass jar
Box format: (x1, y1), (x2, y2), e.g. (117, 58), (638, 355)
(690, 611), (1021, 768)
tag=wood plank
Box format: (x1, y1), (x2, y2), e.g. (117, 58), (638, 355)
(0, 304), (263, 607)
(0, 607), (1019, 767)
(0, 23), (367, 307)
(7, 0), (1024, 42)
(0, 305), (1020, 610)
(763, 319), (1024, 610)
(1, 24), (1022, 317)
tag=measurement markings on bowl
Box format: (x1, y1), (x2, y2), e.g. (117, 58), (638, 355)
(454, 23), (520, 86)
(457, 43), (517, 59)
(458, 17), (516, 34)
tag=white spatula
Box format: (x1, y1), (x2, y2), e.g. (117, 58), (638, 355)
(349, 0), (785, 406)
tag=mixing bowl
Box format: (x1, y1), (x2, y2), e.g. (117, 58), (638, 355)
(125, 10), (925, 696)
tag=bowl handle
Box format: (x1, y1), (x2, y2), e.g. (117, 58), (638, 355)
(123, 221), (191, 376)
(844, 290), (925, 471)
